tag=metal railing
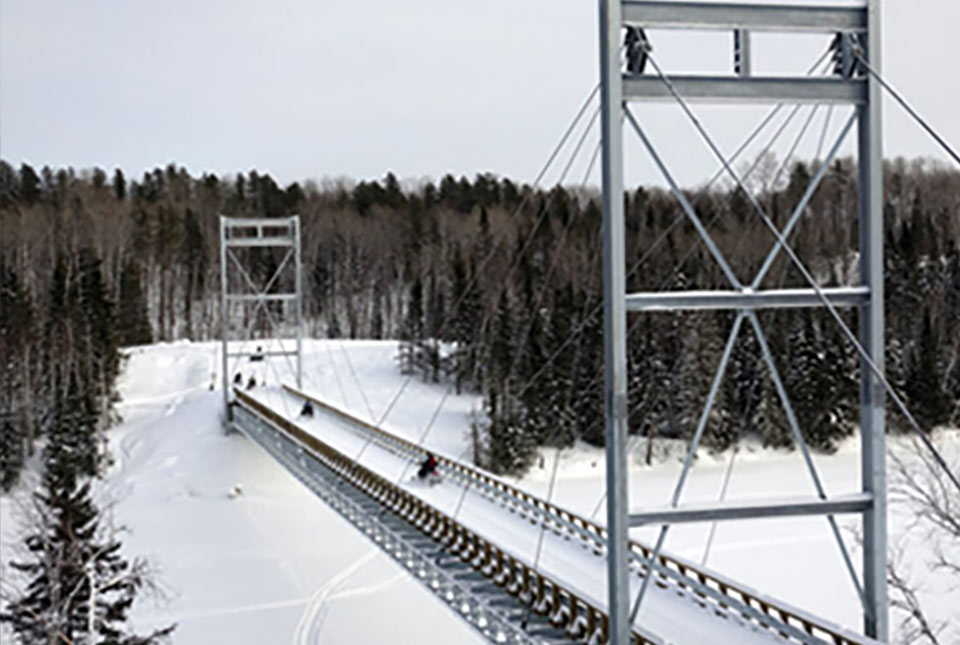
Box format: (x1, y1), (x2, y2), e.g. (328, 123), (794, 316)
(234, 389), (665, 644)
(281, 385), (878, 645)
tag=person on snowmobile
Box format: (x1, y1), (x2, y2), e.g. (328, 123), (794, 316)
(417, 452), (438, 480)
(301, 400), (314, 418)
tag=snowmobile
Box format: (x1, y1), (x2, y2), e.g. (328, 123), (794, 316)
(300, 400), (314, 418)
(412, 453), (441, 487)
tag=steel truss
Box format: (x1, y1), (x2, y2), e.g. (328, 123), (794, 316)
(599, 1), (887, 642)
(231, 392), (594, 645)
(219, 216), (303, 418)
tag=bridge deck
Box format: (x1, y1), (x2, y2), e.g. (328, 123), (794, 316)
(247, 386), (791, 644)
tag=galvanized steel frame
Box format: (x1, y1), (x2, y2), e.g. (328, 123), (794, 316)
(599, 1), (887, 642)
(219, 215), (303, 419)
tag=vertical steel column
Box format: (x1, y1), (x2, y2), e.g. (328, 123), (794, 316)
(858, 0), (887, 639)
(599, 1), (630, 642)
(219, 215), (231, 420)
(294, 216), (304, 389)
(734, 29), (751, 77)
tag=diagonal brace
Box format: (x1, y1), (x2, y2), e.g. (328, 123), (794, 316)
(747, 311), (866, 608)
(630, 312), (745, 622)
(751, 111), (858, 288)
(625, 105), (742, 289)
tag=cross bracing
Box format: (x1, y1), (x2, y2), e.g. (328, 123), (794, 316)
(213, 2), (960, 643)
(230, 383), (886, 645)
(598, 1), (890, 642)
(219, 215), (304, 418)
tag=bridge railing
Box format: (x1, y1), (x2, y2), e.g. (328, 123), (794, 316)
(279, 385), (877, 645)
(236, 389), (665, 645)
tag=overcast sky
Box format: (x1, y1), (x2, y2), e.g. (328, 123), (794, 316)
(2, 0), (958, 189)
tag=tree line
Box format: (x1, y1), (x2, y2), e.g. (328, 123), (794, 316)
(0, 162), (173, 641)
(1, 157), (957, 480)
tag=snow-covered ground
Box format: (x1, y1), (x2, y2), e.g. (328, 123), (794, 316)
(2, 339), (957, 643)
(0, 341), (484, 645)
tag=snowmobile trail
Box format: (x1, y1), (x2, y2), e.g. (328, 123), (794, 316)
(293, 549), (378, 645)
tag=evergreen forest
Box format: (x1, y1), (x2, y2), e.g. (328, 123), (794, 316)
(1, 158), (958, 481)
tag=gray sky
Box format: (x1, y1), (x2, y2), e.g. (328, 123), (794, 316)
(2, 0), (958, 189)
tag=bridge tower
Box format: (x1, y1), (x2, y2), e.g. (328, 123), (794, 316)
(219, 216), (303, 419)
(598, 1), (887, 642)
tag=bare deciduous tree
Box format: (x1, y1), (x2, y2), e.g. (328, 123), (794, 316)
(886, 436), (960, 645)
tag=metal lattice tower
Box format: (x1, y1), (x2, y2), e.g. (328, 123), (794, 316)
(219, 216), (303, 418)
(599, 1), (887, 642)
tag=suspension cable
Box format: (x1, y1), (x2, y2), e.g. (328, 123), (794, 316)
(323, 337), (350, 409)
(642, 49), (960, 495)
(509, 45), (835, 407)
(369, 83), (602, 434)
(500, 109), (602, 388)
(767, 104), (821, 194)
(338, 340), (377, 423)
(855, 53), (960, 166)
(400, 103), (603, 477)
(520, 445), (563, 629)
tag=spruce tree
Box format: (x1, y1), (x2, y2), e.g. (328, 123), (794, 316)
(1, 429), (174, 644)
(112, 168), (126, 201)
(18, 164), (41, 207)
(116, 260), (152, 347)
(446, 245), (478, 393)
(397, 277), (424, 375)
(905, 310), (952, 430)
(0, 262), (36, 489)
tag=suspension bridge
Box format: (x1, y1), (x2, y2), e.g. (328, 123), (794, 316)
(217, 1), (959, 643)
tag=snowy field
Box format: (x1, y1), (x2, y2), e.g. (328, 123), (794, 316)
(2, 339), (957, 643)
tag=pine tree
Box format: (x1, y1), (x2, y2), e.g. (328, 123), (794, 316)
(446, 245), (472, 393)
(76, 249), (120, 427)
(397, 277), (424, 375)
(0, 261), (36, 489)
(484, 406), (536, 476)
(112, 168), (126, 201)
(180, 209), (207, 340)
(571, 302), (605, 447)
(905, 310), (952, 430)
(422, 272), (444, 382)
(1, 426), (174, 644)
(116, 259), (153, 347)
(19, 164), (41, 207)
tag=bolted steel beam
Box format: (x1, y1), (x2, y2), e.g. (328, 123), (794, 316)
(624, 75), (867, 104)
(630, 493), (873, 527)
(625, 286), (869, 311)
(622, 1), (867, 33)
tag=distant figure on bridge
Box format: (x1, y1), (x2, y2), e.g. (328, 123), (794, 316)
(300, 400), (314, 418)
(417, 452), (438, 480)
(246, 375), (257, 389)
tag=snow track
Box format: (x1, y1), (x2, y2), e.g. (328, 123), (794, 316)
(294, 549), (378, 645)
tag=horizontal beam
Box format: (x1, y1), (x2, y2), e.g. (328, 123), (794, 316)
(625, 286), (869, 311)
(222, 217), (298, 228)
(630, 493), (873, 527)
(624, 75), (866, 104)
(622, 1), (867, 33)
(227, 350), (298, 358)
(225, 236), (295, 247)
(226, 293), (297, 302)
